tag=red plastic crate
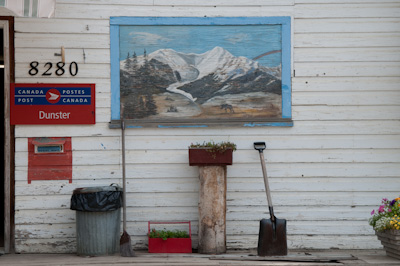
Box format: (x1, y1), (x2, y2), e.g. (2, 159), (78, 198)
(148, 221), (192, 253)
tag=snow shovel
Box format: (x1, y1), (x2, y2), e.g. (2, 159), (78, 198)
(120, 117), (135, 257)
(253, 142), (287, 256)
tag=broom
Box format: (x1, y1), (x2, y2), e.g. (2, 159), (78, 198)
(120, 115), (135, 257)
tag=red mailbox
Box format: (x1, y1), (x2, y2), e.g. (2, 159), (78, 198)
(28, 137), (72, 184)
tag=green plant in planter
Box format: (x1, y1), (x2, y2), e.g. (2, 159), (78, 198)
(148, 228), (190, 240)
(189, 141), (237, 158)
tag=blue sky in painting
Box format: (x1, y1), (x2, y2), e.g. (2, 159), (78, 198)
(120, 25), (282, 68)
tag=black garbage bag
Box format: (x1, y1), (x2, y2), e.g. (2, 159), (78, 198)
(70, 185), (123, 212)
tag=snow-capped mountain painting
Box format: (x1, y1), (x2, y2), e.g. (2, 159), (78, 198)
(119, 24), (283, 122)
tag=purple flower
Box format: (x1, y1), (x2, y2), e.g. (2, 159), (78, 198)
(382, 198), (388, 203)
(388, 208), (392, 212)
(371, 210), (375, 215)
(390, 199), (396, 206)
(378, 205), (385, 213)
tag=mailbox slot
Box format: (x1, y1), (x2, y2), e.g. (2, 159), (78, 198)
(28, 137), (72, 184)
(35, 145), (64, 154)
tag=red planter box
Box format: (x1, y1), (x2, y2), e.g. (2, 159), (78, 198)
(148, 238), (192, 253)
(188, 148), (233, 166)
(148, 221), (192, 253)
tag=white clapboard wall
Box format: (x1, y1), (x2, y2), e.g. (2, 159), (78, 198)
(12, 0), (400, 253)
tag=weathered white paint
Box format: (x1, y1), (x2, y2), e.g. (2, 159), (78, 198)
(15, 18), (109, 34)
(2, 0), (56, 18)
(10, 0), (400, 253)
(55, 5), (295, 19)
(294, 47), (400, 62)
(15, 48), (110, 63)
(295, 0), (399, 3)
(14, 205), (378, 224)
(295, 18), (400, 33)
(294, 3), (400, 18)
(14, 135), (400, 151)
(295, 33), (400, 48)
(14, 220), (376, 240)
(13, 120), (400, 137)
(293, 77), (400, 92)
(59, 0), (296, 5)
(15, 33), (110, 48)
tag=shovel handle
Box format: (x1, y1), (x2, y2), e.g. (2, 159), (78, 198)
(121, 119), (127, 232)
(257, 145), (275, 222)
(121, 103), (128, 233)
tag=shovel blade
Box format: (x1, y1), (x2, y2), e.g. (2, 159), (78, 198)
(257, 217), (287, 256)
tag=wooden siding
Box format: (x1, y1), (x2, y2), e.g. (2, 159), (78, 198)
(12, 0), (400, 253)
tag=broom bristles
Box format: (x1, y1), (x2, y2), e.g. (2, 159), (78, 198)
(120, 230), (135, 257)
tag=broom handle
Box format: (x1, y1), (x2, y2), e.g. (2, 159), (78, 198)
(121, 119), (127, 232)
(258, 151), (275, 222)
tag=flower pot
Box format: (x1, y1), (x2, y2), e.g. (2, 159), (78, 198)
(148, 238), (192, 253)
(148, 221), (192, 253)
(188, 148), (233, 166)
(376, 230), (400, 260)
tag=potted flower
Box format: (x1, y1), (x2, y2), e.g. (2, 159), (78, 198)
(188, 141), (236, 166)
(148, 221), (192, 253)
(369, 196), (400, 259)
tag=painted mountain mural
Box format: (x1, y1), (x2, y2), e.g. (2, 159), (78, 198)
(120, 46), (282, 120)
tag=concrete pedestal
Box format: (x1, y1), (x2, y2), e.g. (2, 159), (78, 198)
(197, 165), (227, 254)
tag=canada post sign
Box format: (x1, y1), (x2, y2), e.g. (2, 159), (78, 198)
(11, 83), (95, 125)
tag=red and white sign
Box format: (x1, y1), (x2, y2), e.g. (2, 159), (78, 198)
(46, 89), (61, 104)
(11, 83), (95, 125)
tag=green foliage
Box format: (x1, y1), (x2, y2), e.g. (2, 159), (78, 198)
(189, 141), (237, 154)
(148, 228), (190, 240)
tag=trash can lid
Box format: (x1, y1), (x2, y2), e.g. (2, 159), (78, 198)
(73, 184), (122, 194)
(70, 184), (123, 212)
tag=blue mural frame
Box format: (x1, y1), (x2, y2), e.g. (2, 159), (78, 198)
(110, 17), (292, 127)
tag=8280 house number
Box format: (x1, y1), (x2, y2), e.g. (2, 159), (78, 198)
(29, 61), (79, 76)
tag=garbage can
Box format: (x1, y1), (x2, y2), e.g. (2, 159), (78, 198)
(70, 185), (123, 256)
